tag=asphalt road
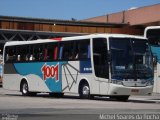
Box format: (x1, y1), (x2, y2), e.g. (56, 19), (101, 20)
(0, 88), (160, 120)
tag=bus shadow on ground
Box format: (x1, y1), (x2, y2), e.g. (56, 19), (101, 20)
(128, 99), (159, 104)
(4, 93), (159, 104)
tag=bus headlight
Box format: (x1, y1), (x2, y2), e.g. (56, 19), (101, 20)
(146, 80), (154, 86)
(112, 80), (123, 85)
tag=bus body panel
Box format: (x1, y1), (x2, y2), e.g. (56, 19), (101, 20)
(61, 60), (91, 94)
(108, 84), (153, 95)
(153, 62), (160, 93)
(62, 61), (80, 94)
(3, 34), (154, 97)
(144, 26), (160, 93)
(150, 46), (160, 93)
(92, 77), (109, 95)
(24, 74), (50, 92)
(3, 60), (97, 94)
(4, 62), (67, 93)
(3, 74), (21, 91)
(99, 80), (109, 95)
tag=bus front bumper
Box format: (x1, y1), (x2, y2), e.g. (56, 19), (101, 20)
(108, 84), (153, 96)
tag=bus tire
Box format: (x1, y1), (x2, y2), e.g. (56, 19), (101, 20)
(21, 81), (29, 96)
(79, 82), (90, 99)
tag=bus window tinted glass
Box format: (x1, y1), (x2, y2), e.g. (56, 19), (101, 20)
(46, 43), (58, 61)
(33, 45), (44, 61)
(60, 42), (74, 60)
(5, 47), (16, 63)
(93, 38), (109, 79)
(17, 45), (29, 62)
(75, 40), (90, 60)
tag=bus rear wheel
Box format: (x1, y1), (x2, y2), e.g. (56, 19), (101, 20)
(21, 81), (37, 96)
(21, 81), (29, 96)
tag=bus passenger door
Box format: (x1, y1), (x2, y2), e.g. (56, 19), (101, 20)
(154, 57), (160, 93)
(152, 51), (160, 93)
(92, 38), (110, 95)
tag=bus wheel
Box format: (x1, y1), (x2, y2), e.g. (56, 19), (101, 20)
(79, 83), (90, 99)
(21, 81), (29, 96)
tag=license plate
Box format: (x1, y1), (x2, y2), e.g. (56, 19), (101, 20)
(131, 89), (139, 93)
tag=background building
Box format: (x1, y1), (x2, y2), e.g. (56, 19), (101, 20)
(83, 4), (160, 27)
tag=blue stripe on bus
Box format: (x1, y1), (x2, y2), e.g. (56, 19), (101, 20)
(80, 60), (92, 73)
(14, 62), (67, 92)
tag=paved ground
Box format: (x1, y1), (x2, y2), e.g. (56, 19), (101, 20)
(0, 87), (160, 120)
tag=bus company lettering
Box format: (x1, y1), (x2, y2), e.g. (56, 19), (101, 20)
(41, 63), (59, 81)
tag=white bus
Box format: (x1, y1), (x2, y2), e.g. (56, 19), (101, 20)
(3, 34), (154, 101)
(144, 26), (160, 93)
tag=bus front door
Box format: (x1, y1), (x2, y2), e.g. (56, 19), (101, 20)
(92, 38), (110, 95)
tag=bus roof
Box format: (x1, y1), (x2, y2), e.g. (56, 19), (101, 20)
(144, 26), (160, 37)
(145, 26), (160, 30)
(4, 33), (146, 47)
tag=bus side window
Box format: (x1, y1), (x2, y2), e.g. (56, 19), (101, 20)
(5, 48), (9, 62)
(88, 45), (91, 59)
(59, 46), (63, 60)
(46, 43), (58, 61)
(76, 40), (90, 60)
(47, 44), (53, 60)
(16, 45), (30, 62)
(54, 46), (58, 60)
(61, 41), (75, 60)
(5, 47), (16, 63)
(44, 48), (48, 61)
(29, 46), (35, 61)
(38, 45), (44, 61)
(33, 45), (44, 61)
(33, 46), (38, 61)
(75, 41), (79, 59)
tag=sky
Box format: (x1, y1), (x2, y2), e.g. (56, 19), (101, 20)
(0, 0), (160, 20)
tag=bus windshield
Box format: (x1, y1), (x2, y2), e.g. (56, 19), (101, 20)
(109, 38), (153, 80)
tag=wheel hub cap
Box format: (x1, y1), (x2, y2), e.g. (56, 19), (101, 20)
(83, 86), (89, 95)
